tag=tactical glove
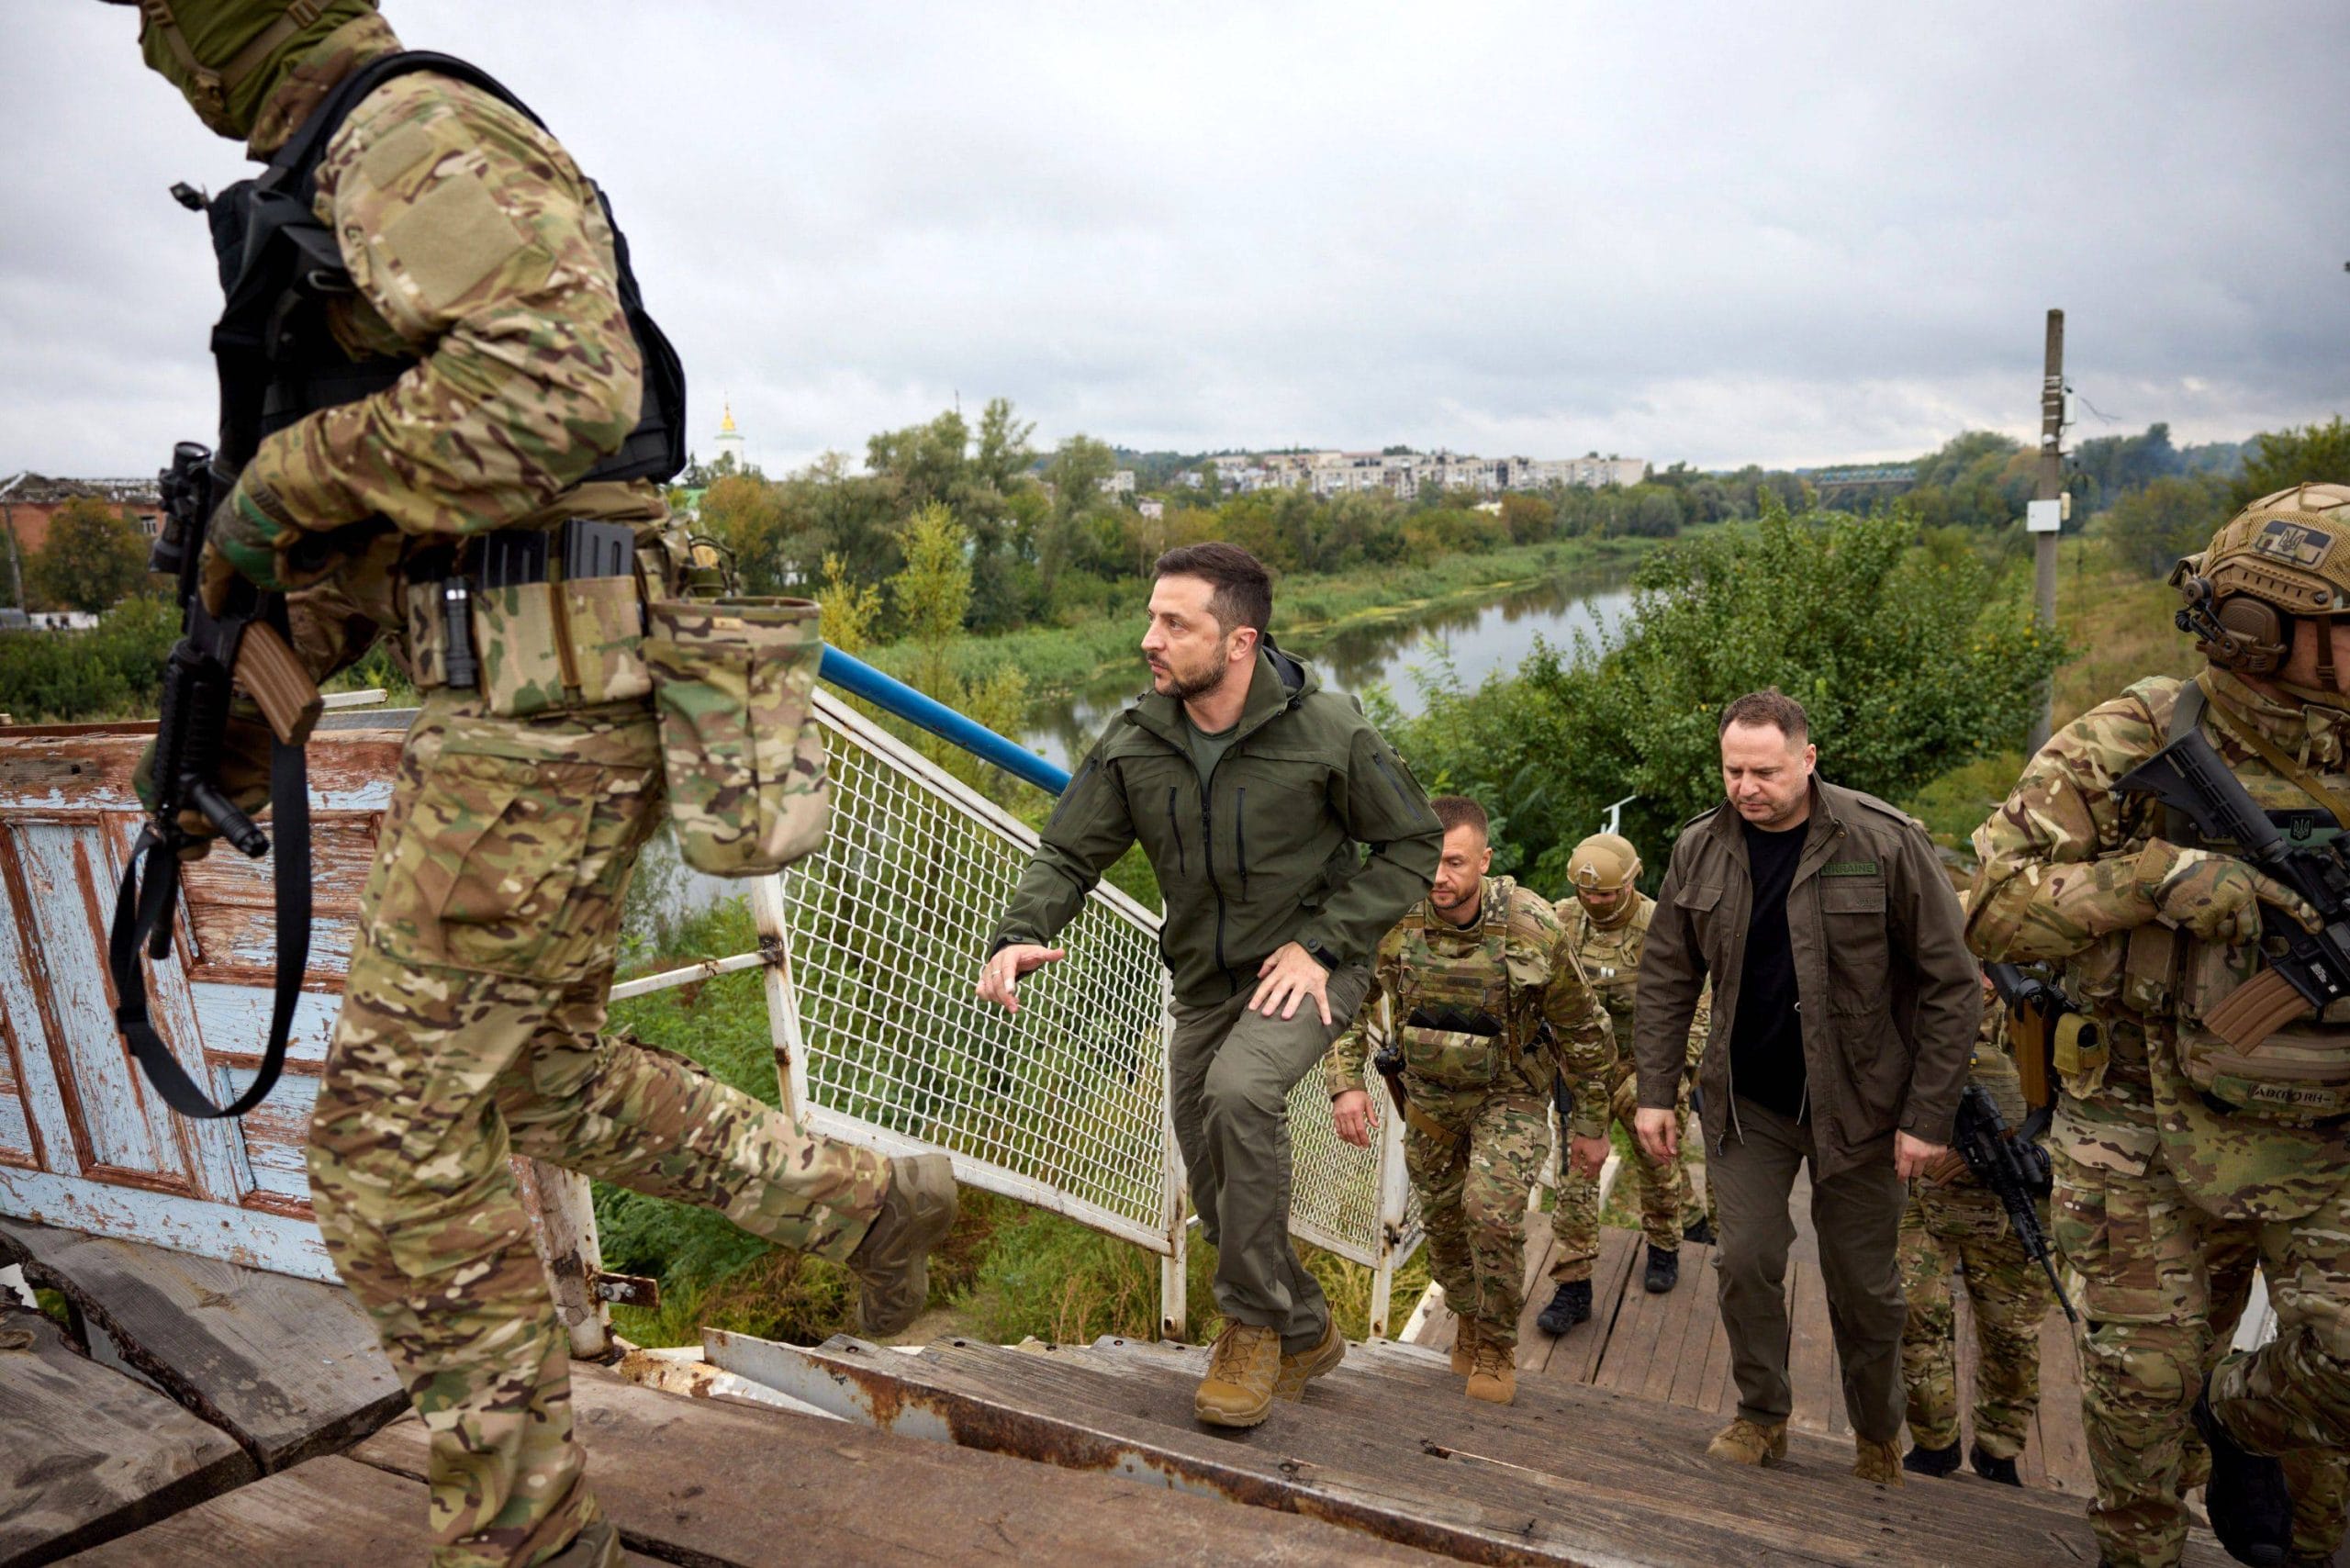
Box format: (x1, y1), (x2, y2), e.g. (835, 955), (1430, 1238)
(197, 478), (350, 613)
(2136, 838), (2321, 946)
(132, 706), (274, 863)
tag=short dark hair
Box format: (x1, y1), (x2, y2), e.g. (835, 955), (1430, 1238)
(1719, 689), (1810, 743)
(1431, 795), (1489, 839)
(1154, 543), (1271, 637)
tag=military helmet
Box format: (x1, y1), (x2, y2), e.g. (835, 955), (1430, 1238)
(2174, 484), (2350, 678)
(1567, 833), (1640, 892)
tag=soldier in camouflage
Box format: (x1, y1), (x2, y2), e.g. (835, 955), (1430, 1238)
(1539, 832), (1714, 1335)
(122, 6), (956, 1566)
(1330, 796), (1615, 1406)
(1968, 485), (2350, 1568)
(1897, 958), (2051, 1486)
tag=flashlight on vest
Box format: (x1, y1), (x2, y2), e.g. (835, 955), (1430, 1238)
(442, 580), (478, 691)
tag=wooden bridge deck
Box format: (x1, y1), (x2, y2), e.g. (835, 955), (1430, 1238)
(1410, 1217), (2097, 1497)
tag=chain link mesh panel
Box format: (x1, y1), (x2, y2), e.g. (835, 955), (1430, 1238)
(775, 690), (1400, 1267)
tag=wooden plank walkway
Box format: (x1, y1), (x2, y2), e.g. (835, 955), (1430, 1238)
(1412, 1206), (2098, 1496)
(68, 1363), (1437, 1566)
(0, 1217), (404, 1473)
(714, 1327), (2215, 1567)
(0, 1303), (254, 1568)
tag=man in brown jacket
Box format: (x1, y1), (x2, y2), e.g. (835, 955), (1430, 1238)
(1633, 689), (1976, 1485)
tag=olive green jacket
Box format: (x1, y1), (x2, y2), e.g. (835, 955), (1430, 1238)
(1634, 778), (1979, 1178)
(989, 644), (1442, 1006)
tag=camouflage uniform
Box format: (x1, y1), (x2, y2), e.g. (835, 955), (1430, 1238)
(135, 13), (894, 1565)
(2203, 1226), (2350, 1568)
(1895, 1004), (2051, 1461)
(1550, 890), (1712, 1282)
(1969, 651), (2350, 1567)
(1328, 877), (1614, 1350)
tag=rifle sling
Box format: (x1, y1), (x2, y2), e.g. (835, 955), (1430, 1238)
(109, 735), (311, 1119)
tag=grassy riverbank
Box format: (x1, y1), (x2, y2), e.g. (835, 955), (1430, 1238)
(856, 533), (1663, 698)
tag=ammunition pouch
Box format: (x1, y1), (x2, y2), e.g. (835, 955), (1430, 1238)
(643, 597), (831, 879)
(406, 520), (655, 717)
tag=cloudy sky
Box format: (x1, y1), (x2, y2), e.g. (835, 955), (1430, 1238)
(6, 3), (2344, 479)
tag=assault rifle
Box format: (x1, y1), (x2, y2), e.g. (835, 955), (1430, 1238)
(1952, 1083), (2076, 1324)
(106, 441), (322, 1119)
(2116, 727), (2350, 1051)
(1983, 961), (2082, 1142)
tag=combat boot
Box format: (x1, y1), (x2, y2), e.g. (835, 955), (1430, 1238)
(2193, 1386), (2292, 1568)
(1901, 1439), (1961, 1478)
(1537, 1279), (1592, 1335)
(1449, 1316), (1480, 1377)
(846, 1152), (957, 1338)
(1683, 1215), (1717, 1247)
(1968, 1443), (2020, 1486)
(538, 1521), (622, 1568)
(1465, 1336), (1516, 1406)
(1707, 1417), (1787, 1466)
(1273, 1317), (1346, 1401)
(1643, 1244), (1680, 1294)
(1852, 1436), (1905, 1486)
(1194, 1322), (1281, 1428)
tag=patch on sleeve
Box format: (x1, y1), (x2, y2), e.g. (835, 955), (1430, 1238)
(360, 120), (436, 188)
(378, 169), (539, 314)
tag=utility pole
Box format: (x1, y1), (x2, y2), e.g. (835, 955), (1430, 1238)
(2026, 308), (2065, 756)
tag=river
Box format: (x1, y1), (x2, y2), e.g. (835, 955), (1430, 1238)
(1015, 567), (1637, 772)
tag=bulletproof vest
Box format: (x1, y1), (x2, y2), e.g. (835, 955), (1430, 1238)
(1393, 877), (1552, 1091)
(199, 50), (686, 482)
(1564, 893), (1651, 1043)
(2154, 682), (2350, 1121)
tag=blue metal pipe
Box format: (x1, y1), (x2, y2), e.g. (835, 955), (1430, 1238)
(818, 644), (1070, 795)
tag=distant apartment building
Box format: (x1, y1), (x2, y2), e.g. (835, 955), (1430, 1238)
(1177, 449), (1645, 498)
(1099, 470), (1136, 497)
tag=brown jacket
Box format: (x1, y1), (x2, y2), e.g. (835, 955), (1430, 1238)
(1633, 778), (1977, 1179)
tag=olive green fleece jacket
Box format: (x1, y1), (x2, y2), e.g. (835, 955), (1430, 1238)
(988, 644), (1443, 1007)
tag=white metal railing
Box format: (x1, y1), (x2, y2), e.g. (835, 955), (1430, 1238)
(614, 687), (1424, 1339)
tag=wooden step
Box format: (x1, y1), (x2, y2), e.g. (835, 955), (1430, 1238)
(0, 1217), (402, 1473)
(53, 1455), (669, 1567)
(711, 1327), (2228, 1566)
(344, 1362), (1438, 1566)
(0, 1303), (254, 1567)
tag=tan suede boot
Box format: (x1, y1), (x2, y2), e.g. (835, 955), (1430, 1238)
(1273, 1317), (1346, 1401)
(1707, 1417), (1789, 1466)
(1852, 1436), (1905, 1486)
(1464, 1337), (1516, 1406)
(846, 1152), (957, 1338)
(1449, 1316), (1480, 1378)
(1194, 1322), (1281, 1428)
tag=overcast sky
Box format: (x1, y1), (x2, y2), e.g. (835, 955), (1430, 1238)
(6, 3), (2344, 480)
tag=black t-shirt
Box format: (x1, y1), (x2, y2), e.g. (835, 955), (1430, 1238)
(1730, 818), (1810, 1120)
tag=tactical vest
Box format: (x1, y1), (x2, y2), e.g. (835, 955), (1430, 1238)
(200, 50), (685, 482)
(1393, 877), (1553, 1091)
(1563, 894), (1650, 1046)
(2068, 678), (2350, 1121)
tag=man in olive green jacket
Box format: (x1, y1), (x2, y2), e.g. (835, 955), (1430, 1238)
(979, 543), (1441, 1429)
(1633, 689), (1976, 1484)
